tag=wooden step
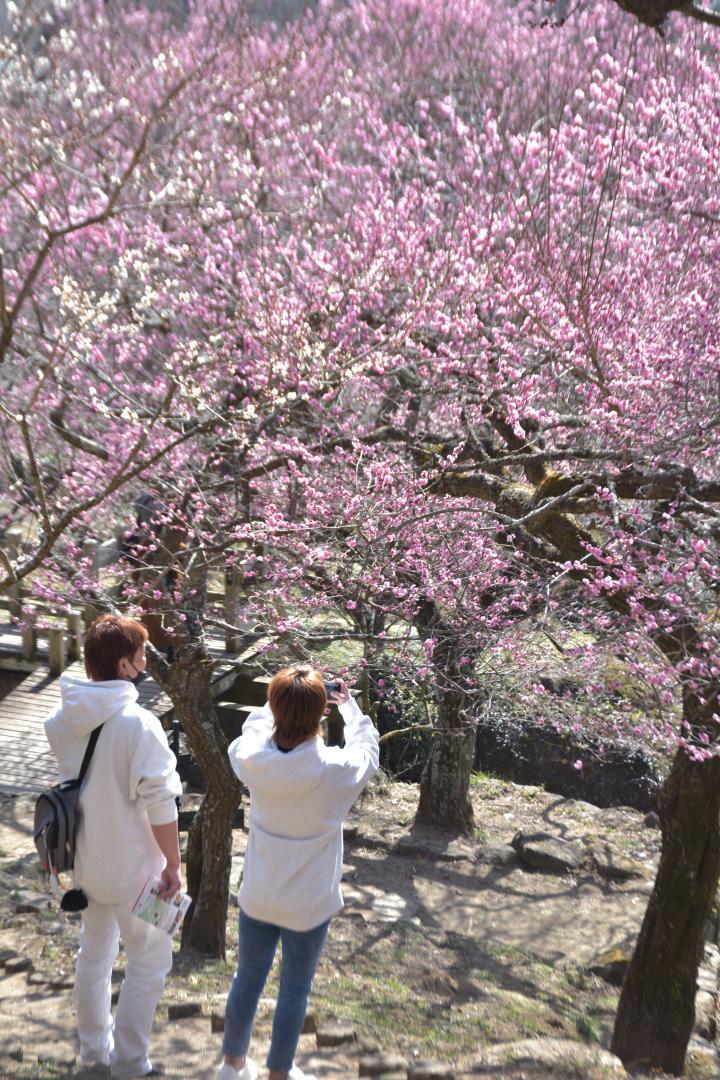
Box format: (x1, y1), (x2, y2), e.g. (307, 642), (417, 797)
(215, 700), (254, 741)
(220, 671), (270, 707)
(178, 805), (244, 831)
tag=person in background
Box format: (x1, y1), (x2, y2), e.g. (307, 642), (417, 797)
(217, 665), (379, 1080)
(45, 614), (182, 1080)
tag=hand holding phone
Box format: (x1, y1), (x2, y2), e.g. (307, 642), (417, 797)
(324, 680), (349, 705)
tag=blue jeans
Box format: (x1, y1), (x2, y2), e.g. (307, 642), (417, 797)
(223, 910), (330, 1072)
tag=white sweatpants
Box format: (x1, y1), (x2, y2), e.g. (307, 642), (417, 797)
(75, 898), (173, 1079)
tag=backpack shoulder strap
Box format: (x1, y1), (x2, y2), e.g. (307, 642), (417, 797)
(77, 725), (103, 786)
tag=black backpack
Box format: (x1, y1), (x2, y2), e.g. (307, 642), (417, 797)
(34, 725), (103, 875)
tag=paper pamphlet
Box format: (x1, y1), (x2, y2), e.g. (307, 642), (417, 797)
(132, 876), (191, 937)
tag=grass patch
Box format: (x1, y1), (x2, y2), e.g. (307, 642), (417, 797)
(469, 772), (507, 799)
(575, 1012), (602, 1043)
(10, 1066), (71, 1078)
(306, 922), (620, 1063)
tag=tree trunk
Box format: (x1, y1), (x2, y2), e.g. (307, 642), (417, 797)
(417, 687), (475, 834)
(182, 787), (238, 956)
(611, 746), (720, 1073)
(166, 642), (243, 958)
(434, 400), (720, 1072)
(411, 596), (476, 835)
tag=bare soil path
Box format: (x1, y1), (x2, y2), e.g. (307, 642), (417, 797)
(1, 774), (709, 1079)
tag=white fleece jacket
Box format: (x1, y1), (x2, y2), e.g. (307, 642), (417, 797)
(228, 696), (379, 931)
(45, 675), (181, 906)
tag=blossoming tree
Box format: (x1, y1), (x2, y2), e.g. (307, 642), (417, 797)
(2, 0), (720, 1070)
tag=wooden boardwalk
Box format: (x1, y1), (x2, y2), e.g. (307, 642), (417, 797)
(0, 659), (174, 796)
(0, 620), (258, 796)
(0, 664), (66, 795)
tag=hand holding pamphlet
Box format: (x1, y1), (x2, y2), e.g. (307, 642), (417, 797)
(132, 875), (191, 937)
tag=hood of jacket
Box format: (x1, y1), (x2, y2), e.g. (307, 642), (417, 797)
(48, 674), (139, 736)
(240, 735), (326, 798)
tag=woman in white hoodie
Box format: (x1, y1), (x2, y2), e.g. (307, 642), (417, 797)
(45, 614), (182, 1080)
(217, 664), (379, 1080)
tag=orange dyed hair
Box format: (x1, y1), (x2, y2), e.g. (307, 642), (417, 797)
(84, 614), (149, 682)
(268, 664), (327, 749)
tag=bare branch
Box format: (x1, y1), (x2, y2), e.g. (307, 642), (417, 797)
(512, 481), (595, 528)
(379, 724), (433, 745)
(680, 1), (720, 25)
(438, 465), (720, 507)
(0, 547), (13, 576)
(240, 425), (408, 483)
(682, 208), (720, 225)
(49, 402), (110, 460)
(19, 414), (51, 536)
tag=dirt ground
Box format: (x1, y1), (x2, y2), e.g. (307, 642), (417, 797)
(0, 772), (688, 1079)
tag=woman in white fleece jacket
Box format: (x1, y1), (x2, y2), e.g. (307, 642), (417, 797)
(218, 665), (379, 1080)
(45, 614), (182, 1080)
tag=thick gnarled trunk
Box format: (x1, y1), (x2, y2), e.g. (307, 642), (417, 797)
(611, 747), (720, 1073)
(166, 642), (243, 958)
(182, 790), (238, 956)
(411, 596), (477, 835)
(417, 688), (476, 834)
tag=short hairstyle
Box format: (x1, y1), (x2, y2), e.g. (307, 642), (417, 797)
(268, 664), (326, 749)
(84, 614), (149, 682)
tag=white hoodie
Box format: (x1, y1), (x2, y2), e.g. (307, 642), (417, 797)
(45, 674), (181, 906)
(229, 696), (379, 932)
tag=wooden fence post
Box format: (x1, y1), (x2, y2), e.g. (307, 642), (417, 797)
(224, 566), (243, 653)
(82, 539), (100, 627)
(48, 627), (66, 676)
(21, 622), (37, 662)
(67, 611), (83, 663)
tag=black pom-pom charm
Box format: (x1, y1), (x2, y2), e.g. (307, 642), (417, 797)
(61, 888), (88, 912)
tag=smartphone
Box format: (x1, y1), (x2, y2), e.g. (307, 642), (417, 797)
(324, 680), (341, 697)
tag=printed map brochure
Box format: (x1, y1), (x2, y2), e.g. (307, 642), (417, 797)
(132, 876), (191, 936)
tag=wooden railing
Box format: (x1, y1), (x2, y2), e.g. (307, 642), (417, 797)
(0, 530), (96, 674)
(1, 528), (254, 673)
(0, 594), (83, 674)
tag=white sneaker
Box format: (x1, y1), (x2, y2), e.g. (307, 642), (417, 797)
(216, 1059), (259, 1080)
(288, 1067), (317, 1080)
